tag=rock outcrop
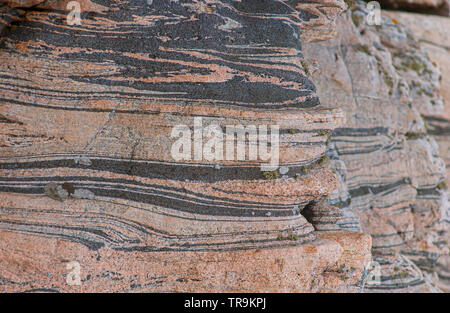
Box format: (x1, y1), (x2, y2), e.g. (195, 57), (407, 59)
(383, 9), (450, 292)
(0, 0), (448, 293)
(303, 0), (449, 292)
(0, 0), (377, 292)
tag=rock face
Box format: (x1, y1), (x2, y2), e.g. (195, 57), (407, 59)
(302, 200), (345, 231)
(0, 0), (448, 293)
(383, 9), (450, 292)
(0, 0), (376, 292)
(303, 1), (449, 292)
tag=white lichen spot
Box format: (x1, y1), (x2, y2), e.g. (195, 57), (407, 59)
(218, 17), (242, 32)
(74, 156), (92, 166)
(279, 166), (289, 175)
(72, 189), (95, 200)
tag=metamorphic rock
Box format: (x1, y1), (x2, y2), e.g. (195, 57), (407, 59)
(0, 0), (448, 293)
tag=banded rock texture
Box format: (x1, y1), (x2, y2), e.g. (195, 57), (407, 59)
(0, 0), (375, 292)
(302, 200), (345, 231)
(383, 9), (450, 292)
(303, 0), (449, 292)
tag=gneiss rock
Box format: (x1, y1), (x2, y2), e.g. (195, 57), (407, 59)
(0, 228), (372, 292)
(303, 0), (448, 292)
(302, 200), (345, 231)
(383, 10), (450, 292)
(0, 0), (361, 292)
(44, 182), (95, 201)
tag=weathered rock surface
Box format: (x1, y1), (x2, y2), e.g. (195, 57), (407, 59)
(1, 0), (448, 293)
(0, 229), (372, 292)
(0, 0), (377, 292)
(303, 0), (449, 292)
(383, 9), (450, 292)
(383, 11), (450, 182)
(302, 200), (345, 231)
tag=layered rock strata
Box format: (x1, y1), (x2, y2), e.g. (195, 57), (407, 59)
(383, 9), (450, 292)
(302, 200), (345, 231)
(0, 0), (375, 292)
(303, 1), (449, 292)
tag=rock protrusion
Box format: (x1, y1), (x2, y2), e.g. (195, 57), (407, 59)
(302, 200), (345, 231)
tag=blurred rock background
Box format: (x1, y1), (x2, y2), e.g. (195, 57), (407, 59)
(303, 0), (449, 292)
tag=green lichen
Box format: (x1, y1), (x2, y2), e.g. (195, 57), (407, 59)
(344, 0), (357, 11)
(437, 181), (448, 190)
(339, 274), (349, 281)
(420, 115), (428, 128)
(423, 90), (434, 98)
(392, 271), (409, 279)
(383, 73), (394, 89)
(297, 155), (329, 176)
(376, 62), (394, 93)
(277, 233), (299, 241)
(317, 155), (329, 165)
(356, 44), (371, 55)
(401, 58), (425, 73)
(380, 67), (393, 90)
(317, 129), (331, 136)
(301, 60), (310, 75)
(405, 132), (423, 140)
(299, 166), (308, 174)
(262, 170), (280, 180)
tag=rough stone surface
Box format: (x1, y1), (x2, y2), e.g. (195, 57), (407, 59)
(302, 200), (345, 231)
(303, 1), (449, 292)
(0, 0), (448, 293)
(0, 0), (374, 292)
(0, 230), (334, 292)
(383, 9), (450, 292)
(0, 229), (374, 292)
